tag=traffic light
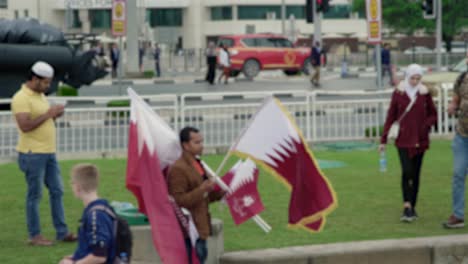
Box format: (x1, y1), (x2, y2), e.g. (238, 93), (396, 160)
(422, 0), (436, 19)
(317, 0), (330, 13)
(306, 0), (314, 23)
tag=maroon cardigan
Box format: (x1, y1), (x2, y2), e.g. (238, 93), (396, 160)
(381, 83), (437, 152)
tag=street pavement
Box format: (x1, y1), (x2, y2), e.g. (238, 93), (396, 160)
(77, 71), (389, 97)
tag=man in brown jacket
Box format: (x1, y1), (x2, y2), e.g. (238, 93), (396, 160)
(168, 126), (225, 263)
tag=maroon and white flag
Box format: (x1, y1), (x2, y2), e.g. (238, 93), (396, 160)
(220, 159), (264, 225)
(126, 88), (197, 264)
(230, 97), (338, 232)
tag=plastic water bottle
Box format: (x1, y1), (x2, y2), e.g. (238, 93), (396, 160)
(379, 151), (387, 173)
(119, 252), (129, 264)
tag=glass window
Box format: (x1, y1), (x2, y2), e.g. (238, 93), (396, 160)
(0, 0), (7, 9)
(242, 38), (256, 47)
(256, 38), (276, 48)
(211, 6), (232, 21)
(148, 9), (182, 27)
(238, 6), (280, 20)
(24, 9), (28, 17)
(90, 9), (111, 29)
(72, 10), (82, 28)
(323, 5), (351, 19)
(286, 5), (305, 19)
(274, 38), (293, 48)
(14, 10), (18, 19)
(218, 38), (234, 48)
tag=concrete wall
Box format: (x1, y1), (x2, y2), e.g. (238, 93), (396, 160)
(220, 234), (468, 264)
(131, 218), (224, 264)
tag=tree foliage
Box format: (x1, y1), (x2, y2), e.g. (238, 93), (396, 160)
(352, 0), (468, 50)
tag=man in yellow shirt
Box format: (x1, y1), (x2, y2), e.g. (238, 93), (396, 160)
(11, 61), (76, 246)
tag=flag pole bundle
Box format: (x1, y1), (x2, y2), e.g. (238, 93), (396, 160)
(217, 96), (338, 232)
(202, 161), (271, 232)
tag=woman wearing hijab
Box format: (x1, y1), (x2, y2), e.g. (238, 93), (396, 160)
(379, 64), (437, 222)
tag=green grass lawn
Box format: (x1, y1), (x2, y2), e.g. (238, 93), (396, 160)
(1, 140), (466, 263)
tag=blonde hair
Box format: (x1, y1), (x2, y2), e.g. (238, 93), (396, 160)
(71, 163), (99, 193)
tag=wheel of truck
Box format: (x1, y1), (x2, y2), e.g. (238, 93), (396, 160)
(283, 70), (300, 76)
(242, 59), (260, 79)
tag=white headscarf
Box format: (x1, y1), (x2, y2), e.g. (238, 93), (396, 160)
(404, 64), (423, 100)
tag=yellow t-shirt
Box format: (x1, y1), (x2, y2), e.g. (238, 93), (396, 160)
(11, 84), (56, 153)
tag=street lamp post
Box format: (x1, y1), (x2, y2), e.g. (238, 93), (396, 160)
(412, 40), (416, 63)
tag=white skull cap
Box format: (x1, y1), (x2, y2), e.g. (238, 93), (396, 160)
(31, 61), (54, 78)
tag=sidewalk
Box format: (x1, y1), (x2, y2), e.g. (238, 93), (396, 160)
(92, 66), (450, 86)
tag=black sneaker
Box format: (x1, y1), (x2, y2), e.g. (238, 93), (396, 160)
(400, 208), (415, 222)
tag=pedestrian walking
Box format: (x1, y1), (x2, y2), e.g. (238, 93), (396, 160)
(443, 52), (468, 229)
(153, 43), (161, 78)
(310, 41), (322, 87)
(110, 44), (119, 78)
(379, 64), (437, 223)
(205, 42), (217, 85)
(381, 43), (394, 85)
(217, 43), (230, 84)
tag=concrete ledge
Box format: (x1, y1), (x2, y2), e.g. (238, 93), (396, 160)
(153, 79), (175, 84)
(112, 80), (134, 85)
(220, 234), (468, 264)
(234, 78), (254, 82)
(341, 73), (360, 78)
(131, 218), (224, 264)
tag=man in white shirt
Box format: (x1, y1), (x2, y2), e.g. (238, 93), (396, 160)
(217, 43), (230, 84)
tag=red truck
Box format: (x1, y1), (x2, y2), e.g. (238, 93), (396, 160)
(217, 33), (311, 79)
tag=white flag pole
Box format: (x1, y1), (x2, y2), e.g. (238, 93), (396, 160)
(201, 161), (272, 233)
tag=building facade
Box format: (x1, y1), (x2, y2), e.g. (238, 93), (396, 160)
(0, 0), (366, 50)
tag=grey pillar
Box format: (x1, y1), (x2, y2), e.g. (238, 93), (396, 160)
(126, 0), (139, 74)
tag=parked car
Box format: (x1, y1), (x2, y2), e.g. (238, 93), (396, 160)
(217, 34), (311, 79)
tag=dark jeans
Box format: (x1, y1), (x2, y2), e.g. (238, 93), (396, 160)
(185, 238), (207, 264)
(398, 148), (424, 208)
(205, 56), (217, 84)
(382, 64), (393, 84)
(18, 153), (68, 239)
(155, 61), (161, 77)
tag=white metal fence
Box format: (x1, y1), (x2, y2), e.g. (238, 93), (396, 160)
(0, 86), (455, 160)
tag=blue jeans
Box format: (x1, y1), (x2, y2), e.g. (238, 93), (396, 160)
(18, 153), (68, 239)
(452, 133), (468, 219)
(185, 238), (208, 264)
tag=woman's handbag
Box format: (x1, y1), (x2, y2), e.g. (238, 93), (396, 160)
(387, 97), (416, 140)
(388, 123), (400, 139)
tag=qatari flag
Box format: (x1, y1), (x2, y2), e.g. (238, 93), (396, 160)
(126, 88), (191, 263)
(220, 159), (264, 225)
(231, 97), (337, 232)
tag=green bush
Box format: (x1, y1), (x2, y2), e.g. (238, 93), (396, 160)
(107, 100), (130, 118)
(56, 84), (78, 96)
(143, 70), (154, 78)
(107, 100), (130, 107)
(365, 125), (384, 138)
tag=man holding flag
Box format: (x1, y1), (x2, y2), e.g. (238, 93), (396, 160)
(168, 127), (226, 264)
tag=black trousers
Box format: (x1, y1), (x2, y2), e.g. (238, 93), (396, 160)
(397, 148), (424, 208)
(205, 56), (217, 84)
